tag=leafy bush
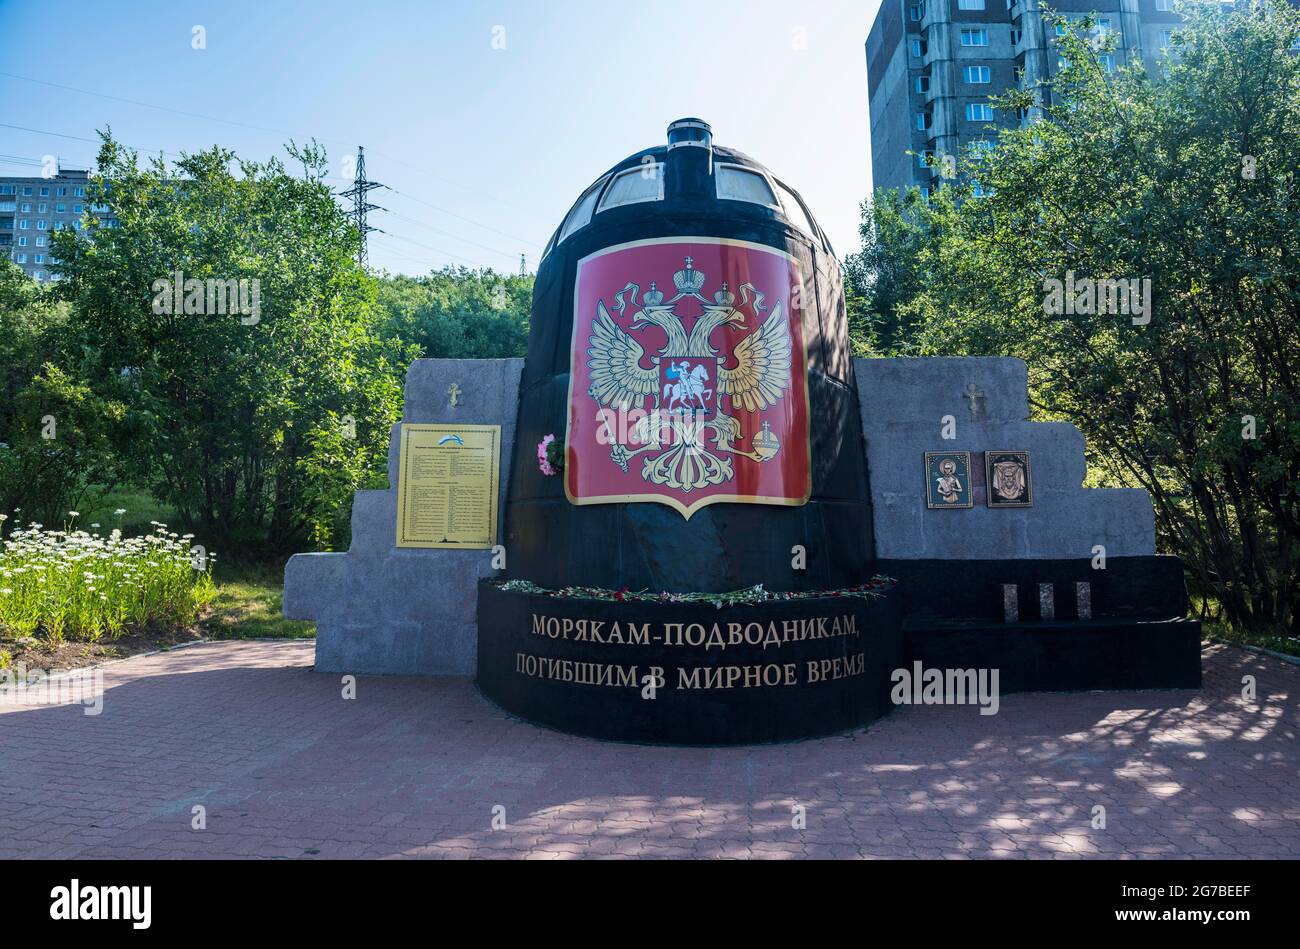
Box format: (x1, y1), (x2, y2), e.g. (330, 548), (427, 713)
(0, 515), (215, 643)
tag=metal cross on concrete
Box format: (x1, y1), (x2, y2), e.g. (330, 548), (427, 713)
(963, 382), (987, 420)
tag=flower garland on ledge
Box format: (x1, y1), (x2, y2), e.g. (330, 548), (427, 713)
(495, 577), (895, 610)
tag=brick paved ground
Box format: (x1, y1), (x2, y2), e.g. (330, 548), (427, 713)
(0, 641), (1296, 859)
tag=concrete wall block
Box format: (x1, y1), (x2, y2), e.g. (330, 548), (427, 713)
(856, 356), (1156, 560)
(347, 489), (399, 555)
(305, 550), (495, 675)
(865, 421), (1085, 492)
(283, 357), (524, 676)
(855, 356), (1030, 424)
(283, 552), (348, 621)
(403, 358), (525, 423)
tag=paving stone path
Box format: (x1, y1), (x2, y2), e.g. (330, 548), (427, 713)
(0, 641), (1295, 859)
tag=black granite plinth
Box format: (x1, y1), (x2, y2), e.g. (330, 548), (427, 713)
(476, 580), (903, 745)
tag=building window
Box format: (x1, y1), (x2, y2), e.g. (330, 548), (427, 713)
(1154, 0), (1173, 10)
(74, 203), (83, 213)
(21, 203), (30, 213)
(961, 29), (988, 47)
(916, 149), (935, 169)
(0, 185), (11, 195)
(1011, 28), (1022, 46)
(36, 220), (47, 230)
(75, 186), (85, 197)
(39, 187), (48, 196)
(915, 74), (930, 93)
(911, 38), (928, 57)
(38, 203), (47, 212)
(919, 186), (931, 201)
(56, 203), (66, 213)
(963, 65), (991, 84)
(957, 0), (985, 8)
(1013, 65), (1025, 83)
(966, 103), (994, 121)
(18, 236), (27, 246)
(73, 220), (82, 231)
(15, 254), (25, 263)
(19, 220), (28, 229)
(1098, 53), (1115, 74)
(22, 187), (32, 196)
(1159, 30), (1174, 47)
(34, 271), (44, 281)
(910, 3), (924, 21)
(35, 236), (45, 246)
(34, 255), (44, 264)
(916, 112), (933, 130)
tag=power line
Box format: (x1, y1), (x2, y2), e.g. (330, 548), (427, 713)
(0, 120), (542, 254)
(0, 69), (541, 218)
(382, 206), (522, 262)
(0, 113), (539, 273)
(375, 231), (494, 270)
(367, 240), (488, 273)
(383, 185), (543, 250)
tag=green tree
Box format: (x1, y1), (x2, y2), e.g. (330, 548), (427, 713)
(845, 187), (959, 355)
(0, 260), (65, 444)
(853, 2), (1300, 631)
(0, 261), (121, 528)
(376, 267), (532, 359)
(50, 134), (412, 552)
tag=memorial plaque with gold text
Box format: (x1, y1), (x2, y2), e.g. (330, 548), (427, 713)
(396, 424), (500, 548)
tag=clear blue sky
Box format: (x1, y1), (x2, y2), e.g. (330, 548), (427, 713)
(0, 0), (882, 275)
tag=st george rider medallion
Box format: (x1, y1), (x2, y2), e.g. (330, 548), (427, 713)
(565, 237), (812, 519)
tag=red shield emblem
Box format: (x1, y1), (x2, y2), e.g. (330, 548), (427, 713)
(565, 238), (811, 519)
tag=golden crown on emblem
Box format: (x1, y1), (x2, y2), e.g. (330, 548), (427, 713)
(672, 256), (707, 294)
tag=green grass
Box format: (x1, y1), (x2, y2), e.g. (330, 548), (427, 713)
(1204, 620), (1300, 660)
(74, 486), (181, 538)
(1190, 595), (1299, 658)
(201, 559), (314, 640)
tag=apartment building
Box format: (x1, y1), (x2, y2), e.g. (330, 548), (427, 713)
(0, 166), (113, 281)
(866, 0), (1187, 195)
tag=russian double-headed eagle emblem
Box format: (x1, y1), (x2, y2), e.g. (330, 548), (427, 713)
(566, 239), (810, 518)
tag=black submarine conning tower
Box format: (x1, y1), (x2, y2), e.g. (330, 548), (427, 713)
(502, 118), (877, 594)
